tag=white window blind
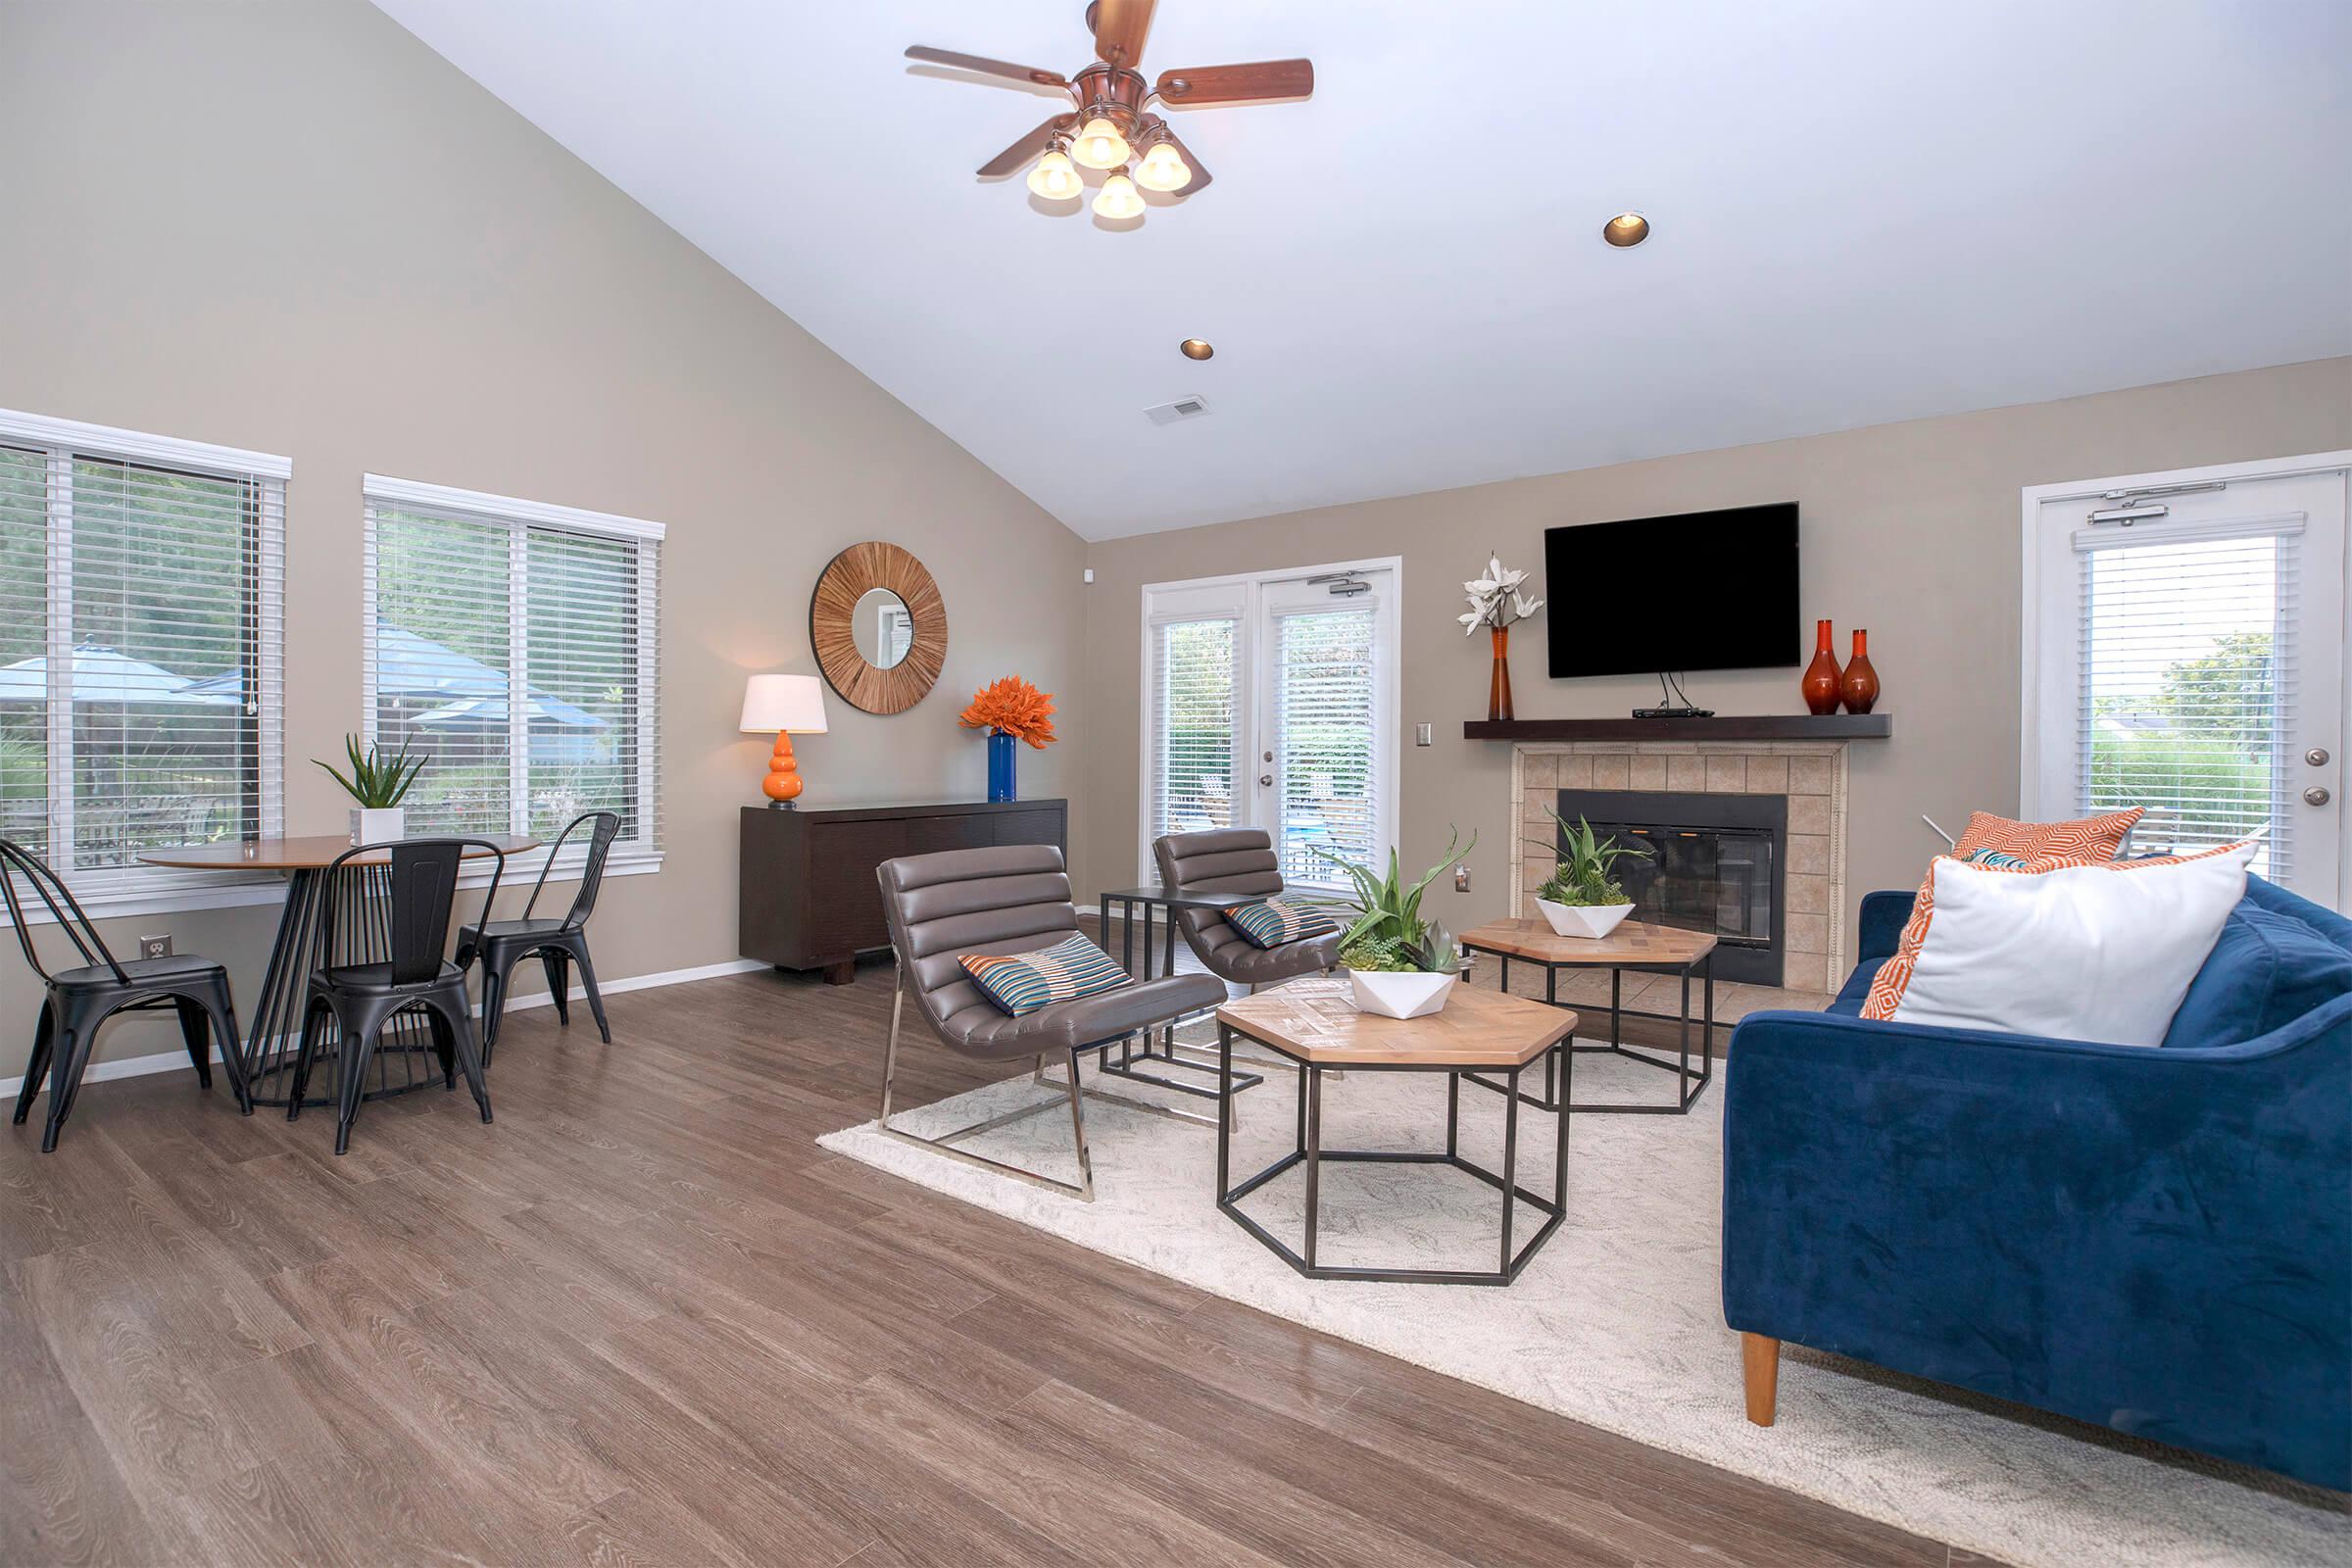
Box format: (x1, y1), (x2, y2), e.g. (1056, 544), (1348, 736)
(2075, 515), (2298, 878)
(1149, 616), (1238, 842)
(1273, 605), (1381, 885)
(363, 477), (662, 864)
(0, 411), (285, 892)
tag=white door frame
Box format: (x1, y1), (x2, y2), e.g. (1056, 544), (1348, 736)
(2021, 450), (2351, 900)
(1137, 556), (1404, 884)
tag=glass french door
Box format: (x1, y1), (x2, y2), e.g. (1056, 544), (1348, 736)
(2027, 459), (2347, 906)
(1142, 564), (1399, 889)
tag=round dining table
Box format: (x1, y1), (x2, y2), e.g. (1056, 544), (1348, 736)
(139, 834), (538, 1109)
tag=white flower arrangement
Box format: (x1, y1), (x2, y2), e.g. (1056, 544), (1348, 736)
(1458, 554), (1544, 635)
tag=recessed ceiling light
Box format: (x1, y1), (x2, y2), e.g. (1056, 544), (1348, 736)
(1602, 212), (1650, 248)
(1180, 338), (1215, 361)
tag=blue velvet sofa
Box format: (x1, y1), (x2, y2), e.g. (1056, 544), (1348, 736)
(1722, 872), (2352, 1491)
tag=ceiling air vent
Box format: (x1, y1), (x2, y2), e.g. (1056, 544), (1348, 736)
(1144, 394), (1211, 426)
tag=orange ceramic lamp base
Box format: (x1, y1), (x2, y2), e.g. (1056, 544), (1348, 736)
(761, 730), (806, 807)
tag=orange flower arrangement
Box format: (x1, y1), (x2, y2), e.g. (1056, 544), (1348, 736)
(958, 675), (1057, 750)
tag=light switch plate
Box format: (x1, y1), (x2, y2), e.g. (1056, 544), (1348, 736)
(1415, 722), (1433, 747)
(1453, 865), (1471, 892)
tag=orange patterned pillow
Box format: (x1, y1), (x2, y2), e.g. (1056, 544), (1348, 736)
(1862, 839), (2241, 1021)
(1950, 807), (2142, 861)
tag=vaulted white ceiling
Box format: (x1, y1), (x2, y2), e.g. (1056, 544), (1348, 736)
(374, 0), (2352, 540)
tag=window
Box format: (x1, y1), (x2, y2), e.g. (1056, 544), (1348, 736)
(1141, 563), (1399, 887)
(0, 408), (285, 899)
(2023, 458), (2348, 906)
(362, 476), (662, 867)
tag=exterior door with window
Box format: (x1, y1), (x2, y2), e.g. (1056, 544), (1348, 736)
(1142, 563), (1398, 889)
(2026, 458), (2347, 906)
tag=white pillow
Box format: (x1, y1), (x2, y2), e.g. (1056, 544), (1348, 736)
(1888, 843), (2255, 1047)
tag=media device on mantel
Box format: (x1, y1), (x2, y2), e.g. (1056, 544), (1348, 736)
(1544, 505), (1800, 713)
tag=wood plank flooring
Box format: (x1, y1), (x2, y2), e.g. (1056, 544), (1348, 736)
(3, 953), (1995, 1567)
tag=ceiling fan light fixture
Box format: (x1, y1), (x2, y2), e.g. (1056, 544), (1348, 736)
(1026, 146), (1082, 201)
(1134, 139), (1192, 192)
(1602, 212), (1651, 248)
(1092, 170), (1146, 220)
(1072, 116), (1131, 170)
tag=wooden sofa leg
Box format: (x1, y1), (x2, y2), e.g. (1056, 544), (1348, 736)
(1741, 1333), (1780, 1426)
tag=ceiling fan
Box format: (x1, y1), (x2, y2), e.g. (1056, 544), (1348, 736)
(906, 0), (1313, 221)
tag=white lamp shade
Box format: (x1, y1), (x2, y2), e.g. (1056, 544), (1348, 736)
(740, 673), (828, 734)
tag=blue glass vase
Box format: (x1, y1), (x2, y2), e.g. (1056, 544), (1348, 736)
(986, 729), (1017, 803)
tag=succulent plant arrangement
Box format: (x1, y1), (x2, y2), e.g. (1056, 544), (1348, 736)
(1532, 808), (1650, 907)
(1310, 828), (1477, 975)
(315, 733), (427, 809)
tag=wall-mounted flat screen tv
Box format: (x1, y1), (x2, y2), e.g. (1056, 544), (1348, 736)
(1544, 503), (1799, 678)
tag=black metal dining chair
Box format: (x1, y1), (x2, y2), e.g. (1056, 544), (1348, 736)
(289, 838), (501, 1154)
(457, 810), (619, 1059)
(2, 838), (250, 1152)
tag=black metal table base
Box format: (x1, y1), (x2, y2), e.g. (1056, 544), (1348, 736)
(238, 864), (465, 1110)
(1461, 950), (1715, 1115)
(1096, 1024), (1265, 1103)
(1215, 1022), (1570, 1286)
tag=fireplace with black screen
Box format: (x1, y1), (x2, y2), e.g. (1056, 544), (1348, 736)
(1551, 789), (1788, 986)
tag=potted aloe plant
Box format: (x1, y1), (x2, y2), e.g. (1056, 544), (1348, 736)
(1310, 829), (1475, 1018)
(1531, 808), (1649, 939)
(317, 733), (427, 845)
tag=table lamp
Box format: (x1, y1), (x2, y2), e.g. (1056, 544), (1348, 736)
(739, 673), (828, 808)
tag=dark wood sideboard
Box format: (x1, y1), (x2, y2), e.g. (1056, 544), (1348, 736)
(739, 799), (1069, 983)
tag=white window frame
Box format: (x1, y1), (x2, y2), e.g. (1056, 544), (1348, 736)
(0, 406), (288, 923)
(1137, 556), (1403, 886)
(362, 474), (663, 887)
(2021, 450), (2352, 878)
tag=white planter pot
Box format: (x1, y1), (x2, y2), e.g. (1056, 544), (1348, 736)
(1347, 967), (1457, 1019)
(351, 807), (407, 846)
(1536, 898), (1635, 940)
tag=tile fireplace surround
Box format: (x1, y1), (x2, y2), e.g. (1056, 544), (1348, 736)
(1510, 741), (1850, 1007)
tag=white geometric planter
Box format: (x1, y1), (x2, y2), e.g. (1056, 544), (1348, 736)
(1347, 968), (1457, 1019)
(351, 807), (407, 846)
(1536, 898), (1635, 940)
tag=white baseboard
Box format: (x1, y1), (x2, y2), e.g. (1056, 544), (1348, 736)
(0, 956), (771, 1097)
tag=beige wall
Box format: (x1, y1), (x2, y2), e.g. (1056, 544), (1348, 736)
(0, 0), (1087, 1067)
(1077, 358), (2352, 956)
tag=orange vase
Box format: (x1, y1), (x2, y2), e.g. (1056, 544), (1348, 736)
(1840, 629), (1879, 714)
(1488, 625), (1515, 722)
(1800, 619), (1842, 715)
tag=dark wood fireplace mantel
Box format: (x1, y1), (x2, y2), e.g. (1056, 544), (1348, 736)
(1465, 714), (1891, 743)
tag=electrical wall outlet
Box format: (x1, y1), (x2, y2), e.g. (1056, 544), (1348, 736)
(1453, 865), (1471, 893)
(138, 934), (172, 959)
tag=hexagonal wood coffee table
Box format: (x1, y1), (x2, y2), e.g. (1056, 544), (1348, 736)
(1214, 978), (1578, 1287)
(1458, 918), (1718, 1114)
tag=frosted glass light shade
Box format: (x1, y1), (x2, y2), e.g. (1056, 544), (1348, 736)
(1135, 141), (1191, 192)
(740, 673), (828, 733)
(1072, 116), (1130, 170)
(1093, 172), (1146, 220)
(1026, 148), (1082, 200)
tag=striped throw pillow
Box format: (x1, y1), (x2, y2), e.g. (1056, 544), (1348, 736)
(960, 935), (1133, 1016)
(1224, 899), (1338, 949)
(1862, 840), (2248, 1021)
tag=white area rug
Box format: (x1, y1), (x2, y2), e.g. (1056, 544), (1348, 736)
(819, 1038), (2348, 1568)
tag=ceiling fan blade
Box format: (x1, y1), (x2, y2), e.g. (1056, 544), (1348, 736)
(1088, 0), (1156, 71)
(1157, 129), (1212, 196)
(976, 115), (1076, 178)
(905, 45), (1068, 89)
(1154, 59), (1315, 106)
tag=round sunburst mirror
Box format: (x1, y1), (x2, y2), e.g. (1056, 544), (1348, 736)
(809, 542), (948, 714)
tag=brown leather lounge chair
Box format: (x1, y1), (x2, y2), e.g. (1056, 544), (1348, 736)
(876, 844), (1226, 1200)
(1153, 828), (1345, 990)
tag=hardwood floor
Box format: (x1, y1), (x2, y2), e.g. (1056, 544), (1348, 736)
(3, 955), (1994, 1567)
